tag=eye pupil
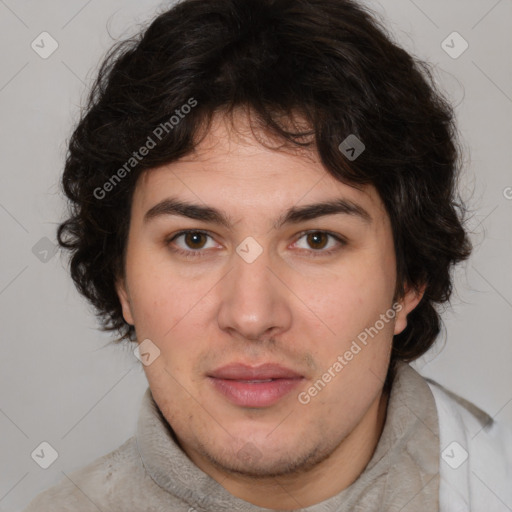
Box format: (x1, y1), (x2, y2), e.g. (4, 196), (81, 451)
(185, 232), (206, 249)
(307, 232), (327, 250)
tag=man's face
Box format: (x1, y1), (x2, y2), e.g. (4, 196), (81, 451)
(117, 112), (420, 479)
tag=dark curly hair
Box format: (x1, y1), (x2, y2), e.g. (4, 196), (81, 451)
(57, 0), (472, 378)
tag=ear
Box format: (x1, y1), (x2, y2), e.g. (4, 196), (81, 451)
(115, 277), (135, 326)
(393, 283), (426, 336)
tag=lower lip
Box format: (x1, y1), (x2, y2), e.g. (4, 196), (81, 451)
(209, 377), (303, 407)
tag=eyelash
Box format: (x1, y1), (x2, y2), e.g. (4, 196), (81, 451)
(166, 229), (347, 260)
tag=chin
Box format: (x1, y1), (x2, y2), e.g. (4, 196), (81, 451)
(196, 435), (333, 479)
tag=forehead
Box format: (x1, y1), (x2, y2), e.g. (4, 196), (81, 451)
(135, 111), (386, 219)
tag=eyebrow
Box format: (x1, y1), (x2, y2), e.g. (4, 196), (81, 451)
(143, 196), (372, 228)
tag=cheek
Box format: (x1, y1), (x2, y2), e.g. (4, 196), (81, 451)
(129, 276), (202, 398)
(297, 259), (395, 341)
(125, 241), (224, 337)
(126, 266), (213, 381)
(125, 260), (182, 341)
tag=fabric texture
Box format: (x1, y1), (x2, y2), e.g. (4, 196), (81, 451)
(428, 379), (512, 512)
(22, 362), (466, 512)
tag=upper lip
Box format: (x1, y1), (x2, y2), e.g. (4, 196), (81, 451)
(208, 363), (303, 380)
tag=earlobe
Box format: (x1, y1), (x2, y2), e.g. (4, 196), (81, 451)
(115, 278), (135, 326)
(393, 283), (426, 335)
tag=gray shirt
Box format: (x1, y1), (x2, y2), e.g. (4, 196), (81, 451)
(24, 362), (440, 511)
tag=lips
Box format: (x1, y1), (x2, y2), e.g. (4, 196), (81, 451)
(209, 363), (303, 380)
(208, 363), (304, 408)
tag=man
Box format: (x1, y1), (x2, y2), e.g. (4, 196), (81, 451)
(24, 0), (512, 510)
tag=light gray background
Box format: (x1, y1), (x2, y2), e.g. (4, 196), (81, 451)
(0, 0), (511, 510)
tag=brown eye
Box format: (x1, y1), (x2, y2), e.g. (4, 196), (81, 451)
(293, 230), (346, 257)
(167, 230), (219, 259)
(306, 232), (329, 250)
(183, 231), (208, 249)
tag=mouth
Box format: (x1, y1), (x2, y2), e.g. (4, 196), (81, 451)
(207, 363), (304, 408)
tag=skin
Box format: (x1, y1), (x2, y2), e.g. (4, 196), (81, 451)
(116, 110), (424, 509)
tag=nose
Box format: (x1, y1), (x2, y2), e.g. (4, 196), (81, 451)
(216, 245), (293, 343)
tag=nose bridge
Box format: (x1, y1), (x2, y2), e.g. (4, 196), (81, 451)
(216, 242), (291, 340)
